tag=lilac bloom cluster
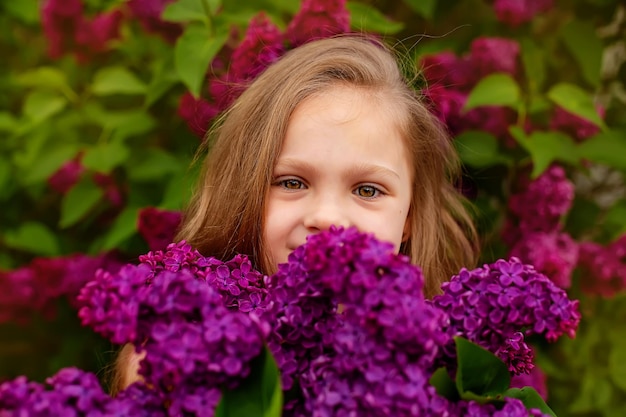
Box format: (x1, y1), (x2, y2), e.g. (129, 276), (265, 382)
(75, 241), (269, 415)
(492, 0), (554, 28)
(263, 227), (453, 416)
(2, 230), (577, 416)
(0, 368), (115, 416)
(421, 37), (521, 141)
(0, 252), (122, 325)
(42, 0), (123, 62)
(578, 233), (626, 296)
(177, 0), (350, 138)
(431, 257), (581, 375)
(503, 165), (579, 288)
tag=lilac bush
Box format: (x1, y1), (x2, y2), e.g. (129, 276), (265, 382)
(1, 228), (578, 415)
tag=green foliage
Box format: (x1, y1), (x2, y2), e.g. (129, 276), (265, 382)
(464, 73), (521, 111)
(430, 337), (555, 415)
(215, 348), (283, 417)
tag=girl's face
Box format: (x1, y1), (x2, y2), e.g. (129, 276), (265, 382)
(263, 86), (413, 267)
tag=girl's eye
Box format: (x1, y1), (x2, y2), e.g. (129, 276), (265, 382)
(354, 185), (380, 198)
(279, 179), (305, 190)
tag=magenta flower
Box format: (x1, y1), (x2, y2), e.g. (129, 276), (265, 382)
(550, 105), (605, 142)
(75, 9), (124, 63)
(48, 156), (84, 194)
(578, 234), (626, 296)
(511, 364), (548, 400)
(137, 207), (182, 251)
(177, 92), (220, 139)
(420, 52), (476, 91)
(127, 0), (182, 42)
(41, 0), (83, 59)
(493, 0), (554, 27)
(0, 253), (122, 324)
(509, 231), (579, 288)
(469, 37), (521, 79)
(506, 165), (575, 239)
(41, 0), (123, 62)
(286, 0), (350, 47)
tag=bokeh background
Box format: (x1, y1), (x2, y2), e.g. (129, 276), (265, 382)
(1, 0), (625, 415)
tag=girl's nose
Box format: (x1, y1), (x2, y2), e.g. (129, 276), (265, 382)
(303, 197), (351, 232)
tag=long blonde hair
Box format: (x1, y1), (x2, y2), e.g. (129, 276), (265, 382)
(176, 35), (478, 297)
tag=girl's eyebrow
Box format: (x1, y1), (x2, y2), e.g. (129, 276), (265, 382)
(274, 158), (401, 180)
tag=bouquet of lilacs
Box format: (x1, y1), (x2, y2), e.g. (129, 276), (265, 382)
(0, 227), (580, 416)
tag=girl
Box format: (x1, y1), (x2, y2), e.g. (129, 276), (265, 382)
(112, 34), (478, 393)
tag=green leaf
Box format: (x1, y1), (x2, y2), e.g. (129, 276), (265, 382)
(100, 207), (139, 251)
(609, 344), (626, 391)
(59, 177), (104, 228)
(347, 2), (405, 34)
(82, 142), (130, 173)
(547, 83), (606, 129)
(4, 222), (60, 256)
(175, 23), (228, 97)
(2, 0), (39, 24)
(504, 387), (556, 416)
(464, 73), (521, 111)
(560, 20), (602, 87)
(92, 66), (148, 96)
(604, 200), (626, 240)
(577, 130), (626, 170)
(127, 148), (184, 182)
(145, 54), (180, 108)
(22, 90), (67, 123)
(215, 348), (283, 417)
(0, 112), (18, 132)
(83, 104), (156, 141)
(14, 67), (72, 91)
(162, 0), (209, 23)
(455, 131), (511, 168)
(21, 144), (80, 185)
(510, 127), (579, 178)
(429, 367), (460, 401)
(520, 37), (545, 93)
(455, 336), (510, 398)
(403, 0), (437, 19)
(0, 155), (11, 199)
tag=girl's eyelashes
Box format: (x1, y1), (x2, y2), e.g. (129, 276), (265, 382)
(353, 184), (384, 199)
(274, 177), (307, 190)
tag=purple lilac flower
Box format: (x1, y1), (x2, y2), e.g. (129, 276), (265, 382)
(127, 0), (182, 42)
(511, 364), (548, 400)
(77, 244), (269, 415)
(177, 92), (220, 139)
(420, 52), (476, 91)
(432, 257), (581, 375)
(137, 207), (182, 251)
(509, 231), (579, 288)
(550, 105), (605, 142)
(505, 165), (575, 240)
(41, 0), (123, 62)
(208, 13), (285, 114)
(286, 0), (350, 47)
(578, 234), (626, 296)
(0, 368), (111, 416)
(458, 397), (551, 416)
(41, 0), (83, 59)
(264, 226), (453, 416)
(0, 253), (122, 324)
(493, 0), (554, 28)
(469, 37), (521, 79)
(48, 156), (84, 194)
